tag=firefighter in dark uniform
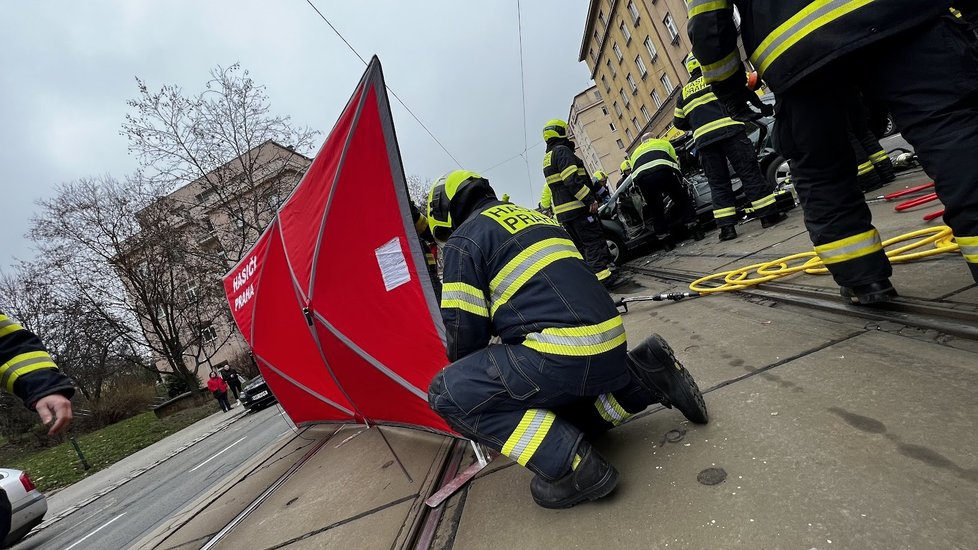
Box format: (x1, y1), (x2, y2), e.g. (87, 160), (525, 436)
(540, 120), (617, 287)
(674, 53), (785, 242)
(688, 0), (978, 302)
(846, 94), (895, 192)
(426, 170), (708, 509)
(592, 171), (612, 204)
(410, 198), (442, 300)
(0, 313), (75, 541)
(629, 135), (705, 245)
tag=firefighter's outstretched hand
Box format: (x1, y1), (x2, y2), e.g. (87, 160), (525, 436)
(36, 393), (73, 436)
(589, 202), (600, 214)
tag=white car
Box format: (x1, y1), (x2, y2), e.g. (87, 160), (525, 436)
(0, 468), (47, 546)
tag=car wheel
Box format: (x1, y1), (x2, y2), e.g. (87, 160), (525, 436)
(882, 114), (897, 137)
(765, 155), (791, 187)
(606, 233), (626, 265)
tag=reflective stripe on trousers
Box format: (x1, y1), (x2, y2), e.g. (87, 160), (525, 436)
(814, 228), (883, 265)
(957, 235), (978, 263)
(502, 409), (556, 466)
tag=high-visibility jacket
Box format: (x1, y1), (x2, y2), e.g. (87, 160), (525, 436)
(686, 0), (952, 96)
(440, 199), (629, 394)
(541, 140), (597, 224)
(673, 72), (744, 148)
(629, 138), (681, 180)
(0, 312), (74, 408)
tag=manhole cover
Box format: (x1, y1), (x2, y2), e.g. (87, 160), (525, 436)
(697, 467), (727, 485)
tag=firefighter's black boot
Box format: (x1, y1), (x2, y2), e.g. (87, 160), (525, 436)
(530, 441), (619, 509)
(873, 158), (896, 183)
(760, 211), (788, 228)
(859, 170), (884, 193)
(840, 279), (898, 305)
(626, 334), (709, 424)
(718, 225), (737, 242)
(688, 223), (706, 241)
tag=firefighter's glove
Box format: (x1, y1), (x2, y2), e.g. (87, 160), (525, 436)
(722, 87), (771, 122)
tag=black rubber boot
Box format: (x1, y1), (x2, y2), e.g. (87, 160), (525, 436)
(760, 212), (788, 229)
(859, 170), (884, 193)
(718, 226), (738, 242)
(689, 223), (706, 241)
(530, 441), (619, 509)
(873, 158), (897, 183)
(840, 279), (899, 305)
(625, 334), (709, 424)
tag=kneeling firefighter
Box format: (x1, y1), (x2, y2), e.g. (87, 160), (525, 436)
(426, 170), (709, 509)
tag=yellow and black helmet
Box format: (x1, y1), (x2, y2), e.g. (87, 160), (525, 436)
(593, 170), (608, 181)
(620, 159), (632, 173)
(685, 53), (701, 74)
(427, 170), (487, 242)
(542, 119), (569, 142)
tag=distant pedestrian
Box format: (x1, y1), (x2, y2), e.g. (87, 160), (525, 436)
(207, 372), (231, 412)
(220, 365), (242, 400)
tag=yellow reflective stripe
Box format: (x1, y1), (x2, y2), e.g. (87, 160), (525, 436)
(856, 161), (874, 176)
(869, 150), (888, 163)
(545, 174), (562, 184)
(632, 159), (681, 178)
(574, 186), (591, 201)
(501, 409), (556, 466)
(750, 0), (874, 77)
(560, 165), (578, 181)
(956, 236), (978, 263)
(682, 92), (719, 116)
(0, 315), (24, 338)
(686, 0), (731, 18)
(0, 351), (58, 393)
(951, 7), (963, 18)
(595, 268), (612, 281)
(523, 317), (627, 357)
(572, 454), (582, 470)
(702, 51), (741, 83)
(594, 393), (632, 426)
(442, 282), (489, 317)
(490, 238), (582, 314)
(713, 206), (737, 219)
(441, 298), (489, 318)
(692, 117), (743, 141)
(553, 201), (585, 214)
(751, 193), (777, 209)
(674, 107), (686, 119)
(814, 228), (883, 265)
(542, 151), (553, 168)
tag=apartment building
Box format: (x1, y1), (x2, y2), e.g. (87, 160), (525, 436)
(567, 86), (629, 187)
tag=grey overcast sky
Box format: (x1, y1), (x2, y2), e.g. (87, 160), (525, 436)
(0, 0), (594, 270)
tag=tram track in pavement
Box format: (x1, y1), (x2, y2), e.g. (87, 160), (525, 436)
(626, 264), (978, 342)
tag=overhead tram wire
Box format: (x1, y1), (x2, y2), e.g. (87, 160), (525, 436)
(303, 0), (463, 168)
(515, 0), (535, 199)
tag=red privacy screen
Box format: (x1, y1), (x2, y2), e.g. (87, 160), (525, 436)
(223, 58), (451, 433)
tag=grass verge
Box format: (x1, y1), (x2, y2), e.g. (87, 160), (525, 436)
(0, 404), (220, 492)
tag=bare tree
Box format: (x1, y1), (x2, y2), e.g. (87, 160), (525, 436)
(122, 64), (317, 269)
(30, 175), (231, 393)
(406, 174), (432, 208)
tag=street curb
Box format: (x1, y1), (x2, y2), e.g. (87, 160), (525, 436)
(132, 427), (305, 550)
(25, 410), (250, 538)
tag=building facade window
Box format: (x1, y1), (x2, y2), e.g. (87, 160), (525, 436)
(664, 14), (680, 43)
(185, 282), (198, 301)
(201, 324), (218, 344)
(627, 1), (640, 25)
(602, 75), (610, 91)
(625, 128), (634, 141)
(601, 106), (609, 116)
(635, 55), (648, 77)
(619, 21), (631, 43)
(641, 105), (652, 123)
(613, 42), (624, 62)
(613, 101), (623, 117)
(589, 48), (597, 63)
(652, 88), (663, 108)
(606, 58), (615, 76)
(660, 73), (675, 94)
(616, 139), (625, 149)
(620, 88), (629, 106)
(593, 90), (602, 100)
(632, 117), (641, 131)
(610, 122), (617, 131)
(644, 36), (658, 61)
(598, 9), (608, 27)
(626, 73), (638, 94)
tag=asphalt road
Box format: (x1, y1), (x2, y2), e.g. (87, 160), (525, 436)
(14, 405), (293, 550)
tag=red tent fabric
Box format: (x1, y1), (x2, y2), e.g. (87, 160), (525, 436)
(223, 58), (451, 433)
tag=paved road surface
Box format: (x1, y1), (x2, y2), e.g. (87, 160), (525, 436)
(14, 405), (292, 550)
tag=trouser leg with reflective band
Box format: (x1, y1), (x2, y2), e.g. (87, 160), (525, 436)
(774, 80), (891, 288)
(720, 133), (777, 218)
(564, 215), (614, 281)
(698, 143), (739, 227)
(856, 17), (978, 283)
